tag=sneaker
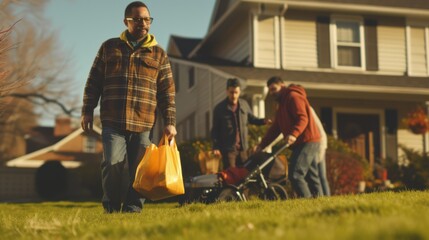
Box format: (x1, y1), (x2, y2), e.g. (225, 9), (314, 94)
(103, 202), (121, 214)
(121, 205), (142, 213)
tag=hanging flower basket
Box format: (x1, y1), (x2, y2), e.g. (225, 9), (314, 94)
(409, 123), (428, 134)
(403, 107), (429, 135)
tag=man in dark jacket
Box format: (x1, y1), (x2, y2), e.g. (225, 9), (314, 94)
(256, 76), (322, 198)
(212, 78), (271, 169)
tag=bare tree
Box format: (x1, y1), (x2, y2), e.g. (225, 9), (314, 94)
(0, 24), (19, 97)
(0, 0), (78, 162)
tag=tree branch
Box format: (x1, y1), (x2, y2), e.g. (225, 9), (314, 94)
(5, 93), (80, 117)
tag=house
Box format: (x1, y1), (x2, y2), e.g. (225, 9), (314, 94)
(1, 122), (103, 202)
(167, 0), (429, 167)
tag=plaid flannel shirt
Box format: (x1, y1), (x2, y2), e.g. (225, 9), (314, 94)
(82, 33), (176, 132)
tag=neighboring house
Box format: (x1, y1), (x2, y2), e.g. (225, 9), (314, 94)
(1, 123), (103, 202)
(167, 0), (429, 167)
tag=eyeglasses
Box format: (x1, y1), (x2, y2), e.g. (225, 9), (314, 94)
(125, 17), (153, 24)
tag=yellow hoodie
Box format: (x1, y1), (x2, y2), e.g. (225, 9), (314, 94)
(119, 31), (158, 48)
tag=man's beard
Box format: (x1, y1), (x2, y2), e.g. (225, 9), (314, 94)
(136, 32), (147, 39)
(273, 93), (281, 101)
(131, 27), (148, 40)
(228, 98), (238, 105)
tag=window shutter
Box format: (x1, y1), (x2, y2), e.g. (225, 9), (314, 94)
(409, 26), (428, 75)
(320, 107), (333, 135)
(188, 67), (195, 88)
(385, 109), (397, 134)
(316, 16), (331, 68)
(365, 19), (379, 71)
(205, 111), (210, 138)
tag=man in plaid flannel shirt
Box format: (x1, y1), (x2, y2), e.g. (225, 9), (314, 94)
(81, 1), (176, 213)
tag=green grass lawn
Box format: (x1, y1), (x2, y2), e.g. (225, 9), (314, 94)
(1, 191), (429, 239)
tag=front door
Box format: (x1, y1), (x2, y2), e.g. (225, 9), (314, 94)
(336, 113), (381, 165)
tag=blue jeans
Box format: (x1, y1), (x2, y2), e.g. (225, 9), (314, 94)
(318, 156), (331, 196)
(101, 126), (151, 213)
(289, 142), (323, 198)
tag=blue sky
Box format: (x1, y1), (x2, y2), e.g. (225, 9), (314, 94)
(43, 0), (215, 125)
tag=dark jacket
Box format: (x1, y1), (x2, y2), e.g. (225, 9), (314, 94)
(259, 85), (320, 149)
(211, 98), (265, 151)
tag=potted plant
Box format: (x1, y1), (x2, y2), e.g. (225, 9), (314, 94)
(403, 107), (429, 135)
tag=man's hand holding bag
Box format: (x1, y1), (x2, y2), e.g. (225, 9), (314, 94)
(133, 135), (184, 201)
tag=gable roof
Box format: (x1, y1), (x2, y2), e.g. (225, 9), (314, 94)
(167, 35), (202, 58)
(209, 0), (236, 29)
(6, 126), (102, 169)
(25, 126), (56, 153)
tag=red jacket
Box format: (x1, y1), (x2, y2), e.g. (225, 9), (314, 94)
(259, 85), (320, 149)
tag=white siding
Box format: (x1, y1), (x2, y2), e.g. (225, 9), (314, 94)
(173, 60), (236, 142)
(283, 16), (317, 68)
(175, 64), (197, 122)
(398, 129), (424, 152)
(212, 20), (249, 63)
(378, 25), (407, 73)
(196, 68), (211, 138)
(397, 129), (425, 165)
(212, 74), (226, 106)
(225, 38), (249, 63)
(255, 16), (277, 68)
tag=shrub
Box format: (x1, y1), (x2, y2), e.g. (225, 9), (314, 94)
(326, 136), (370, 195)
(384, 157), (403, 186)
(177, 138), (211, 178)
(326, 150), (365, 195)
(248, 124), (292, 157)
(248, 124), (268, 148)
(397, 145), (429, 190)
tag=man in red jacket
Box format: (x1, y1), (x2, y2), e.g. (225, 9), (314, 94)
(256, 76), (322, 198)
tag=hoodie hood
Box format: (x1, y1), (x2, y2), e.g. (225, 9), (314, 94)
(120, 31), (158, 48)
(258, 83), (320, 149)
(285, 84), (307, 98)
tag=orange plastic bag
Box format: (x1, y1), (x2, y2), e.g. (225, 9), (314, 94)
(133, 135), (184, 201)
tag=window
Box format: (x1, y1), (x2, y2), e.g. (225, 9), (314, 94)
(188, 67), (195, 89)
(407, 23), (429, 76)
(83, 136), (96, 153)
(205, 111), (210, 138)
(331, 18), (365, 69)
(176, 123), (184, 143)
